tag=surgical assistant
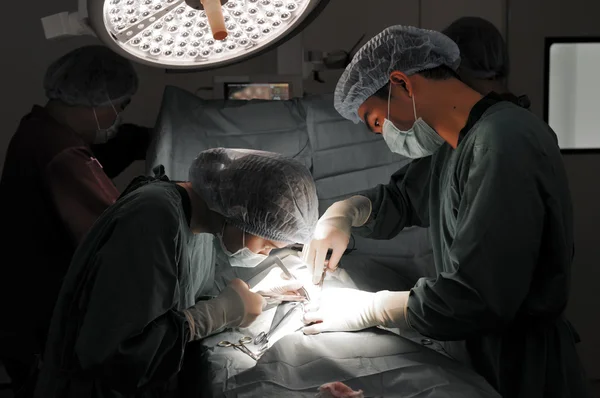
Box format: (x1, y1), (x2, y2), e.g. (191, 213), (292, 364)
(0, 45), (150, 395)
(442, 16), (531, 108)
(35, 148), (318, 397)
(302, 26), (592, 398)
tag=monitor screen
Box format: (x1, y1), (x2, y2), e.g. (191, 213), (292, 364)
(546, 40), (600, 150)
(225, 83), (291, 101)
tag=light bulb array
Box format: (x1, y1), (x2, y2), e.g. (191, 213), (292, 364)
(103, 0), (310, 66)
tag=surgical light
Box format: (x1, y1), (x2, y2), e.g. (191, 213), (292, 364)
(43, 0), (329, 70)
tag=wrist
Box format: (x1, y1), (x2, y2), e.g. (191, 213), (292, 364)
(345, 196), (372, 227)
(183, 286), (245, 342)
(214, 286), (245, 328)
(324, 196), (372, 228)
(373, 290), (411, 330)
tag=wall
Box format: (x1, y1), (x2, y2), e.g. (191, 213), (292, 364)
(302, 0), (419, 95)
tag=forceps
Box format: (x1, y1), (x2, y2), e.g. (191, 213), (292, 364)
(217, 336), (259, 361)
(254, 301), (303, 346)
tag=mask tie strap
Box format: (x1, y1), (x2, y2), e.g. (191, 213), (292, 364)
(387, 84), (392, 120)
(109, 98), (119, 120)
(92, 108), (108, 143)
(92, 108), (101, 130)
(412, 94), (417, 121)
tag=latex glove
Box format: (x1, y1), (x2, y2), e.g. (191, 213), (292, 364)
(182, 278), (266, 342)
(253, 280), (306, 302)
(302, 196), (372, 284)
(302, 288), (410, 335)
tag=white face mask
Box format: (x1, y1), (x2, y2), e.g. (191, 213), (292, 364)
(382, 84), (445, 158)
(217, 225), (268, 268)
(93, 104), (122, 144)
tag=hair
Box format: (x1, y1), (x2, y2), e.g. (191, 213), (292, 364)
(442, 16), (509, 81)
(419, 65), (460, 80)
(373, 65), (459, 99)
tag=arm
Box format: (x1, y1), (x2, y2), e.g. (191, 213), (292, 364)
(406, 145), (544, 341)
(91, 123), (153, 178)
(354, 155), (433, 240)
(302, 156), (433, 281)
(73, 199), (239, 392)
(44, 147), (119, 245)
(74, 201), (186, 391)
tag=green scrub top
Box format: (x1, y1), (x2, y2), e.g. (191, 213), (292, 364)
(356, 94), (592, 397)
(35, 175), (216, 397)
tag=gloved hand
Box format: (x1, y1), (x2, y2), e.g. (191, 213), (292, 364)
(253, 279), (304, 295)
(302, 288), (411, 335)
(302, 196), (372, 284)
(228, 278), (266, 327)
(253, 280), (306, 302)
(182, 278), (266, 342)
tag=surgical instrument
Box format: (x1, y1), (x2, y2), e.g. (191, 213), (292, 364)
(254, 301), (303, 346)
(273, 257), (311, 301)
(217, 336), (259, 361)
(261, 293), (307, 303)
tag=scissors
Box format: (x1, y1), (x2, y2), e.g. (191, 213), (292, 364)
(217, 336), (259, 361)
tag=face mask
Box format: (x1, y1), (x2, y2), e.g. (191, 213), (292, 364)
(382, 85), (445, 158)
(93, 104), (122, 144)
(217, 225), (268, 268)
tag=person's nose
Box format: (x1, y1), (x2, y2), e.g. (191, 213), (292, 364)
(259, 248), (273, 256)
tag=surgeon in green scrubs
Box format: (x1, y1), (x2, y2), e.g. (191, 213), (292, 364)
(35, 148), (318, 397)
(301, 25), (592, 398)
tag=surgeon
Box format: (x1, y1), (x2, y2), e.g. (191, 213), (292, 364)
(301, 26), (592, 397)
(0, 45), (150, 396)
(442, 16), (530, 109)
(34, 148), (318, 397)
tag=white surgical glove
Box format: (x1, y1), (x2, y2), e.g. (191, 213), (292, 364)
(253, 280), (306, 302)
(302, 288), (411, 335)
(182, 278), (266, 342)
(302, 196), (372, 284)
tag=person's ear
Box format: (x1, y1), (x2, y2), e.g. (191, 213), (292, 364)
(389, 71), (413, 98)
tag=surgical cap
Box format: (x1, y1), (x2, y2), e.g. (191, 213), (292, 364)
(189, 148), (319, 244)
(44, 45), (138, 107)
(334, 25), (461, 123)
(442, 17), (509, 80)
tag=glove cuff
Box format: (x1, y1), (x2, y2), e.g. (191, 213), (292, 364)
(324, 196), (372, 227)
(182, 286), (245, 342)
(345, 196), (372, 227)
(373, 290), (411, 331)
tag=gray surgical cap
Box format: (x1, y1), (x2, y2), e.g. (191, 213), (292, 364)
(189, 148), (319, 244)
(334, 25), (461, 123)
(44, 45), (138, 107)
(443, 17), (509, 80)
